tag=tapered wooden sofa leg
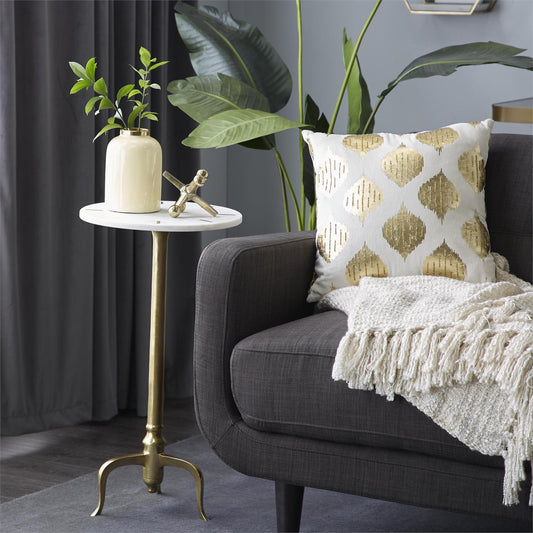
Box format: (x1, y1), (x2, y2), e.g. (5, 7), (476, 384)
(275, 482), (305, 532)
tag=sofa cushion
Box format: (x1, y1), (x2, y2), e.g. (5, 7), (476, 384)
(302, 120), (496, 303)
(231, 310), (501, 469)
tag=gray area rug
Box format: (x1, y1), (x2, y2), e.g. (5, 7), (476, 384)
(1, 435), (529, 532)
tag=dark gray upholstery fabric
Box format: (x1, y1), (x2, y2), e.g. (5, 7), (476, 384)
(485, 134), (532, 283)
(231, 310), (501, 468)
(194, 134), (533, 524)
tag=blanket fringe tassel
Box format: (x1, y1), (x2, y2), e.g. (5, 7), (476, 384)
(332, 317), (533, 506)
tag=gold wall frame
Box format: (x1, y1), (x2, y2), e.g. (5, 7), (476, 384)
(404, 0), (497, 15)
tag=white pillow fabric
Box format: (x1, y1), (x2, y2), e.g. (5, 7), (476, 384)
(302, 119), (495, 303)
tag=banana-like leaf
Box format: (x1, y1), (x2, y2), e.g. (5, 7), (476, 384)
(343, 30), (373, 134)
(182, 109), (304, 149)
(174, 1), (292, 113)
(302, 95), (330, 205)
(167, 73), (269, 122)
(380, 41), (533, 99)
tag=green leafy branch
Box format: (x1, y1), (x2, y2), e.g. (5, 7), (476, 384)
(69, 46), (168, 141)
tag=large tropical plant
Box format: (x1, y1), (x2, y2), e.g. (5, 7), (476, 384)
(168, 0), (533, 231)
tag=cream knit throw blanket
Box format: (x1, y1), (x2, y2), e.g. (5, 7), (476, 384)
(320, 254), (533, 506)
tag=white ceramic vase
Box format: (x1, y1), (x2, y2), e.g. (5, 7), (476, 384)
(105, 128), (162, 213)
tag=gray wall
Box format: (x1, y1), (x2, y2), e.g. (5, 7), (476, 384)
(197, 0), (533, 242)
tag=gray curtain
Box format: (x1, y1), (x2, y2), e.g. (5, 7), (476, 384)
(0, 0), (200, 435)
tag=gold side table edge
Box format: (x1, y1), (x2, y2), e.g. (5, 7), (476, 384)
(91, 230), (207, 521)
(492, 98), (533, 124)
(403, 0), (496, 15)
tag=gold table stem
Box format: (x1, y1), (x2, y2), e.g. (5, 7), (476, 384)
(91, 231), (207, 520)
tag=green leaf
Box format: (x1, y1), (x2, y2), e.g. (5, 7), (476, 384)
(174, 1), (292, 113)
(149, 83), (161, 90)
(138, 79), (148, 89)
(93, 123), (122, 142)
(130, 66), (147, 78)
(99, 97), (115, 111)
(128, 89), (142, 98)
(139, 46), (151, 69)
(141, 112), (159, 121)
(85, 96), (101, 115)
(343, 30), (373, 134)
(93, 77), (107, 96)
(108, 116), (116, 124)
(127, 103), (148, 129)
(238, 136), (275, 150)
(182, 108), (305, 149)
(149, 60), (169, 71)
(85, 57), (96, 81)
(70, 79), (92, 94)
(116, 84), (135, 105)
(302, 95), (330, 206)
(69, 61), (89, 81)
(167, 73), (269, 122)
(380, 41), (533, 99)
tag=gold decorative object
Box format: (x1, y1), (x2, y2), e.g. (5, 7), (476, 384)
(404, 0), (497, 15)
(382, 204), (426, 259)
(345, 243), (388, 285)
(91, 231), (207, 521)
(381, 144), (424, 187)
(492, 97), (533, 124)
(316, 156), (348, 195)
(343, 134), (383, 156)
(423, 241), (467, 280)
(163, 169), (218, 218)
(462, 213), (490, 258)
(317, 219), (349, 263)
(416, 127), (458, 153)
(458, 144), (486, 192)
(418, 170), (460, 221)
(344, 176), (383, 223)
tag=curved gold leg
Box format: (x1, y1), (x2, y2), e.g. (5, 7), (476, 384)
(159, 453), (208, 521)
(91, 453), (146, 517)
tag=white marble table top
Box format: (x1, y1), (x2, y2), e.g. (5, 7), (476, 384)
(80, 201), (242, 232)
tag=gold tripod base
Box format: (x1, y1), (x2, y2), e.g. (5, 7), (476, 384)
(90, 450), (207, 520)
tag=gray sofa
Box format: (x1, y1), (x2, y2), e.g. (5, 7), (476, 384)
(193, 133), (532, 531)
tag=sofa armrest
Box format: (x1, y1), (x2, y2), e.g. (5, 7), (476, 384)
(194, 231), (316, 446)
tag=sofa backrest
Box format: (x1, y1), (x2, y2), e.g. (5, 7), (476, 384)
(485, 133), (532, 283)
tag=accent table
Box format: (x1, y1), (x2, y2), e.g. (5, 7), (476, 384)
(79, 200), (242, 518)
(492, 97), (533, 124)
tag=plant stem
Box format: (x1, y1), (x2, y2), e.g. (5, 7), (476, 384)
(273, 147), (304, 231)
(138, 71), (148, 129)
(296, 0), (306, 230)
(328, 0), (382, 134)
(362, 94), (384, 134)
(296, 0), (304, 125)
(274, 152), (291, 232)
(307, 202), (316, 231)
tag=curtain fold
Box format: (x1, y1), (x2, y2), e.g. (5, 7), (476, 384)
(1, 0), (199, 435)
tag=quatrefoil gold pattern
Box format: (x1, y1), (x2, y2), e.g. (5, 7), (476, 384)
(344, 176), (383, 223)
(461, 213), (490, 258)
(317, 219), (349, 263)
(418, 170), (460, 221)
(416, 127), (459, 153)
(382, 204), (426, 259)
(316, 156), (348, 196)
(458, 144), (485, 192)
(345, 243), (388, 286)
(381, 144), (424, 187)
(343, 134), (383, 156)
(423, 241), (466, 280)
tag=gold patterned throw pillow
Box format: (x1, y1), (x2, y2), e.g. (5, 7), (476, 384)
(302, 119), (495, 303)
